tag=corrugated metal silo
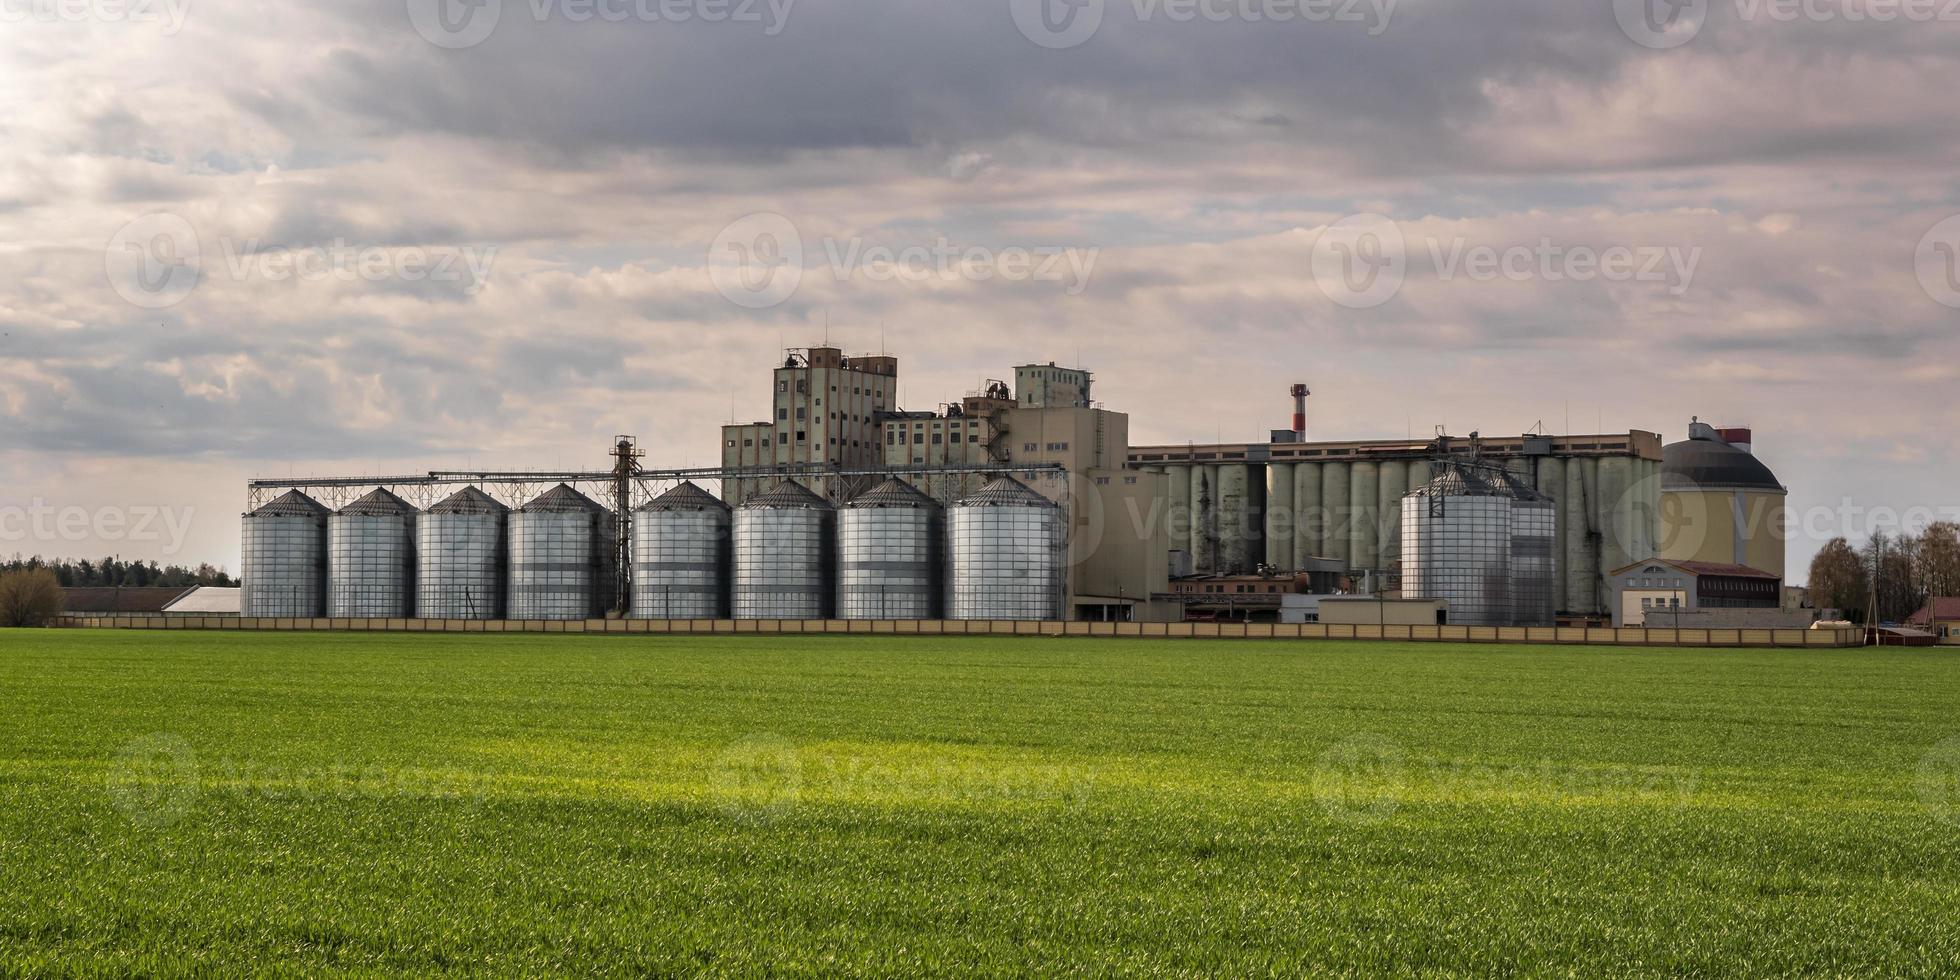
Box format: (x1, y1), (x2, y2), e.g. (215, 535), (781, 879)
(1400, 466), (1512, 626)
(328, 488), (417, 618)
(733, 480), (835, 619)
(508, 483), (613, 620)
(240, 490), (329, 618)
(1495, 470), (1559, 627)
(631, 481), (730, 619)
(949, 476), (1064, 621)
(837, 478), (942, 620)
(417, 487), (508, 620)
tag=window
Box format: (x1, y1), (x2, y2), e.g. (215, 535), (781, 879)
(796, 431), (807, 442)
(913, 433), (924, 444)
(725, 439), (736, 448)
(1124, 476), (1138, 485)
(1023, 442), (1037, 452)
(777, 381), (788, 393)
(744, 438), (754, 447)
(777, 409), (788, 420)
(796, 407), (806, 420)
(778, 434), (788, 445)
(968, 435), (979, 443)
(931, 434), (943, 444)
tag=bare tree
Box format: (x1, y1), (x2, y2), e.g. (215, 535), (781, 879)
(0, 568), (65, 628)
(1808, 537), (1867, 621)
(1917, 522), (1960, 601)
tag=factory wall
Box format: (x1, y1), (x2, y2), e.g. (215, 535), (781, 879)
(1658, 488), (1788, 581)
(1147, 448), (1662, 617)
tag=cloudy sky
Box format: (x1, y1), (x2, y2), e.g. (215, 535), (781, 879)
(2, 0), (1957, 576)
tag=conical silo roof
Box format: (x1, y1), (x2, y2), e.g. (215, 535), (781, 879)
(844, 478), (939, 510)
(740, 480), (834, 510)
(516, 483), (606, 514)
(248, 489), (330, 518)
(638, 481), (729, 513)
(335, 487), (418, 516)
(1406, 465), (1499, 498)
(956, 476), (1055, 507)
(427, 486), (509, 515)
(1490, 469), (1551, 502)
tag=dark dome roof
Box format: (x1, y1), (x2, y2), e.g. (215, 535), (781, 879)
(956, 476), (1055, 508)
(516, 483), (606, 514)
(336, 488), (417, 517)
(740, 480), (834, 510)
(247, 489), (329, 518)
(428, 486), (509, 515)
(1662, 427), (1783, 493)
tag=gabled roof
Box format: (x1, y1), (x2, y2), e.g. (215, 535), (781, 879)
(62, 586), (194, 613)
(1608, 557), (1780, 580)
(162, 586), (241, 614)
(1908, 597), (1960, 624)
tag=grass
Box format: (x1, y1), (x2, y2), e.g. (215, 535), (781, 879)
(1, 630), (1958, 976)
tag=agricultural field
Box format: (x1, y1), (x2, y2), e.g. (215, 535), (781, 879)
(1, 630), (1957, 976)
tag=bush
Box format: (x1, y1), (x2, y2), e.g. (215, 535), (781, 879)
(0, 569), (65, 627)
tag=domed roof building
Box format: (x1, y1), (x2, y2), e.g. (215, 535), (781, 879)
(1656, 420), (1787, 581)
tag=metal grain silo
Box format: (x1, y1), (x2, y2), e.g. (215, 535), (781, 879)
(328, 488), (417, 618)
(733, 480), (835, 619)
(631, 481), (730, 619)
(837, 478), (942, 620)
(1400, 466), (1512, 626)
(508, 483), (613, 620)
(240, 490), (329, 618)
(1496, 470), (1559, 627)
(417, 486), (508, 620)
(949, 476), (1064, 621)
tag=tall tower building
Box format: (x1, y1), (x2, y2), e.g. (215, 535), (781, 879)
(721, 347), (898, 505)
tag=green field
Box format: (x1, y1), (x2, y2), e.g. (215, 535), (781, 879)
(2, 631), (1958, 975)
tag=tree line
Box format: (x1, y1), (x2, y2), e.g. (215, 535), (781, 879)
(0, 555), (235, 589)
(1807, 523), (1960, 624)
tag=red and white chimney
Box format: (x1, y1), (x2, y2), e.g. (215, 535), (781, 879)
(1290, 383), (1310, 442)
